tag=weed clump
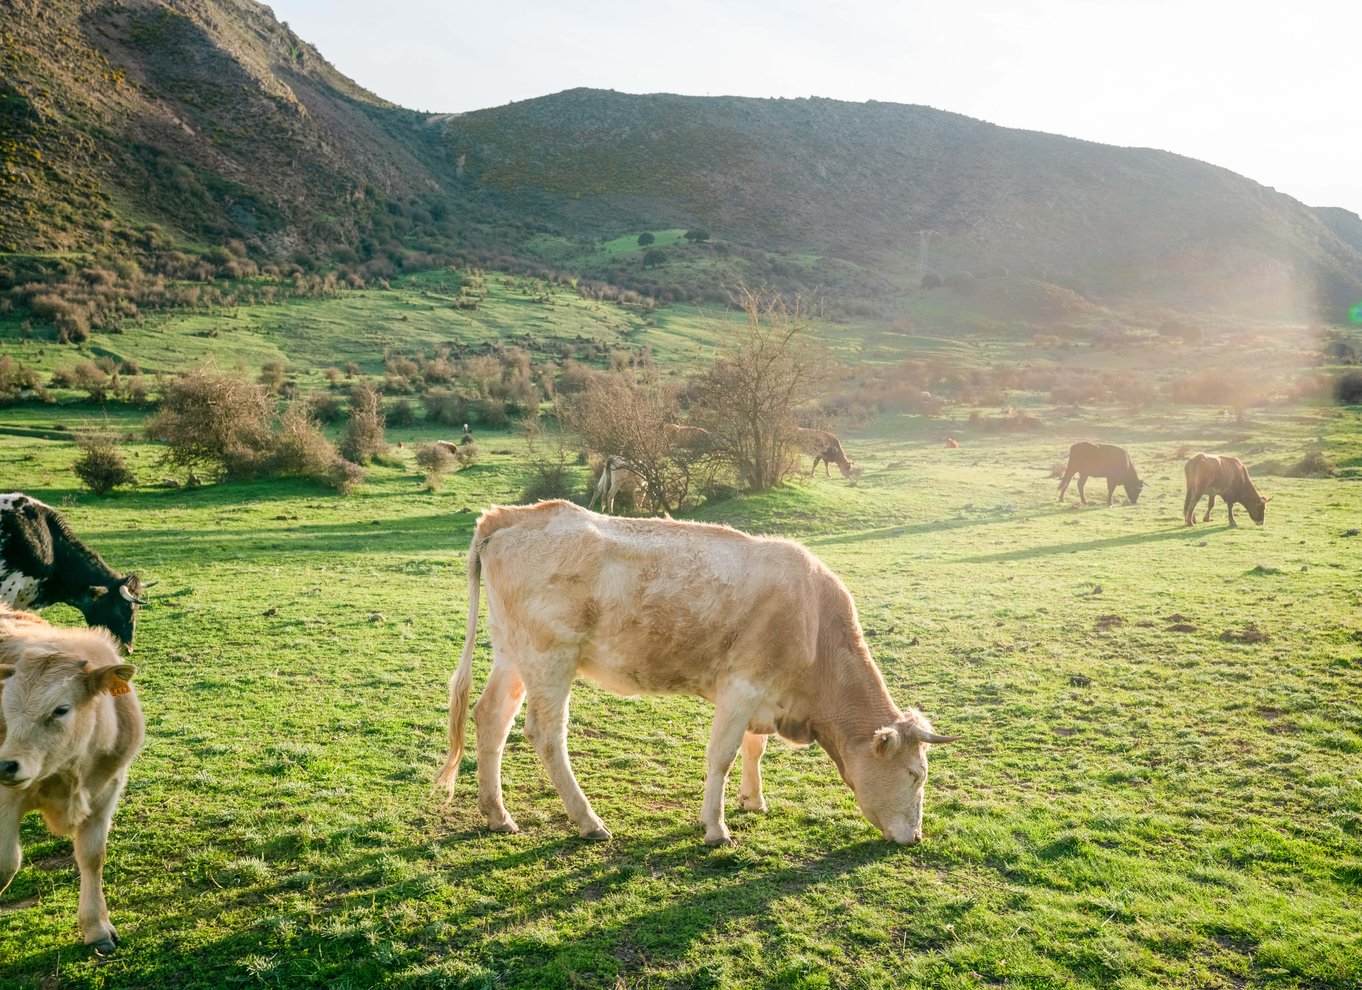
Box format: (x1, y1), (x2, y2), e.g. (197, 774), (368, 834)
(72, 428), (137, 495)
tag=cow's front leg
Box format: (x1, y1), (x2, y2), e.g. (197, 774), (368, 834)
(523, 675), (610, 840)
(473, 661), (526, 834)
(701, 697), (756, 846)
(1203, 493), (1216, 523)
(1226, 501), (1238, 528)
(738, 732), (768, 813)
(73, 801), (118, 953)
(1076, 475), (1088, 505)
(1106, 479), (1118, 506)
(0, 796), (23, 897)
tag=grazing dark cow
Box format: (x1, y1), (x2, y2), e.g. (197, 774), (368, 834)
(1057, 443), (1145, 506)
(1, 604), (143, 953)
(797, 428), (854, 479)
(0, 495), (151, 651)
(1183, 454), (1268, 527)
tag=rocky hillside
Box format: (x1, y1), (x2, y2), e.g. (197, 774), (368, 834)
(3, 0), (1359, 321)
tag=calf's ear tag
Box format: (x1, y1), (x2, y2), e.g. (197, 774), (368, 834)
(109, 677), (132, 696)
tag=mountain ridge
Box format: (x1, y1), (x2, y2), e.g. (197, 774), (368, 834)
(2, 0), (1358, 322)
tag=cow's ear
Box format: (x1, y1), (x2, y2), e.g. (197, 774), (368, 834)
(85, 663), (136, 696)
(87, 585), (110, 599)
(872, 725), (903, 758)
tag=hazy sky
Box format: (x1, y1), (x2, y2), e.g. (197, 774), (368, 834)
(266, 0), (1359, 215)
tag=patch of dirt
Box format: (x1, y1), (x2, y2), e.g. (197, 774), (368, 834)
(1164, 613), (1194, 622)
(1052, 727), (1078, 737)
(1167, 623), (1198, 633)
(1069, 675), (1092, 687)
(1094, 614), (1125, 629)
(1220, 624), (1270, 644)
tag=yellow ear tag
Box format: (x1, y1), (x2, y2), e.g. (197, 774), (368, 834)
(109, 677), (132, 697)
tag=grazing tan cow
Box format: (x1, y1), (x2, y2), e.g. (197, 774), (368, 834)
(1058, 442), (1145, 506)
(797, 428), (854, 479)
(945, 437), (960, 449)
(435, 501), (957, 846)
(587, 455), (646, 514)
(0, 605), (143, 953)
(1183, 453), (1268, 527)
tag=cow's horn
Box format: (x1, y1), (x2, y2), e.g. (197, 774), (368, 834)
(141, 580), (159, 589)
(119, 585), (148, 605)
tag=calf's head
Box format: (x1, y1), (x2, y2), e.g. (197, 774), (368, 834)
(0, 641), (134, 790)
(75, 576), (152, 652)
(846, 713), (958, 845)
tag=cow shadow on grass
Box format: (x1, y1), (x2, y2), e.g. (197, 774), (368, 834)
(950, 523), (1219, 564)
(3, 815), (907, 988)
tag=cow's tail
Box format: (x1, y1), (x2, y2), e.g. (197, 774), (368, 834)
(434, 528), (485, 800)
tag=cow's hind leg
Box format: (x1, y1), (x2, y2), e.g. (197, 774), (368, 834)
(738, 732), (768, 813)
(1076, 474), (1089, 504)
(1058, 469), (1074, 502)
(1184, 487), (1199, 525)
(1203, 493), (1217, 523)
(523, 671), (611, 840)
(74, 796), (118, 952)
(474, 661), (526, 833)
(1226, 501), (1238, 528)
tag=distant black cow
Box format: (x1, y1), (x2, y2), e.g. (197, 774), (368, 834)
(0, 494), (151, 651)
(1057, 443), (1145, 506)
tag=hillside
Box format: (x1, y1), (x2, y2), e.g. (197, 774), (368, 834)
(2, 0), (1360, 323)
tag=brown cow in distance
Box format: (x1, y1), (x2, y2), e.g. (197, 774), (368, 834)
(1058, 442), (1145, 506)
(1184, 453), (1268, 527)
(797, 428), (854, 479)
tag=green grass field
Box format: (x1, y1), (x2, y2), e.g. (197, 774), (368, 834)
(1, 383), (1360, 987)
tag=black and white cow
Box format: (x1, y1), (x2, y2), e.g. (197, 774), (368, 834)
(0, 494), (151, 651)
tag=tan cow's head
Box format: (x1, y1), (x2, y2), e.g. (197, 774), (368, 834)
(1246, 493), (1269, 525)
(0, 637), (134, 790)
(848, 713), (958, 845)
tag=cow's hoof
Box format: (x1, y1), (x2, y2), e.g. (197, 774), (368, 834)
(580, 826), (612, 842)
(739, 797), (767, 813)
(703, 831), (736, 847)
(487, 818), (520, 834)
(89, 935), (119, 956)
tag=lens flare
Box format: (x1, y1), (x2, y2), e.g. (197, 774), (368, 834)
(1352, 302), (1362, 324)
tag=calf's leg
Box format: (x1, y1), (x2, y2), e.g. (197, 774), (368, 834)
(473, 661), (526, 833)
(737, 732), (768, 813)
(74, 796), (119, 952)
(522, 671), (611, 840)
(0, 797), (22, 896)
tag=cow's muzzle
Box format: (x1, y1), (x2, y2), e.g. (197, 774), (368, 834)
(0, 759), (28, 787)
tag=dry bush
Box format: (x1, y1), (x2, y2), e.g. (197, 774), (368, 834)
(342, 382), (387, 464)
(1167, 369), (1265, 420)
(415, 442), (454, 490)
(51, 360), (113, 402)
(423, 388), (469, 426)
(687, 286), (833, 492)
(264, 404), (364, 492)
(387, 398), (417, 427)
(146, 369), (274, 478)
(0, 355), (48, 403)
(1335, 370), (1362, 405)
(72, 428), (137, 495)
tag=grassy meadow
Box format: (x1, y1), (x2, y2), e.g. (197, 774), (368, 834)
(1, 286), (1361, 989)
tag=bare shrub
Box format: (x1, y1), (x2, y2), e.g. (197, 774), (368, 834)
(0, 355), (48, 403)
(342, 382), (387, 464)
(687, 286), (833, 491)
(72, 428), (137, 495)
(423, 388), (469, 426)
(266, 403), (363, 492)
(146, 369), (274, 478)
(51, 360), (113, 402)
(1167, 369), (1265, 420)
(415, 442), (454, 490)
(387, 398), (417, 427)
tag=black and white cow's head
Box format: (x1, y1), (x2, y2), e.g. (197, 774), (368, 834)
(0, 493), (152, 652)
